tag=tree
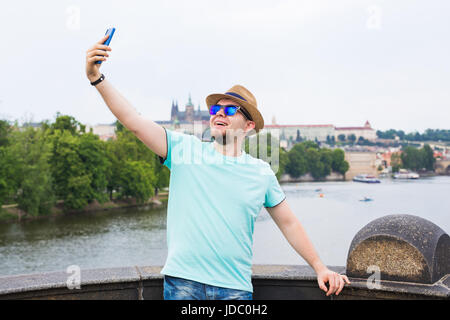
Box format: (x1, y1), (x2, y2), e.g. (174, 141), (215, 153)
(50, 113), (85, 136)
(285, 144), (307, 178)
(78, 132), (110, 204)
(296, 129), (302, 143)
(0, 120), (12, 147)
(119, 160), (156, 203)
(348, 134), (356, 144)
(331, 149), (349, 176)
(338, 134), (346, 142)
(106, 121), (161, 201)
(305, 148), (327, 180)
(390, 153), (402, 173)
(421, 144), (435, 171)
(401, 146), (422, 171)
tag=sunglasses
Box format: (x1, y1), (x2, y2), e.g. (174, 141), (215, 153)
(209, 104), (252, 120)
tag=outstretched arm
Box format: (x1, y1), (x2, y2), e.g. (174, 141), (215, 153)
(266, 199), (350, 296)
(85, 35), (167, 159)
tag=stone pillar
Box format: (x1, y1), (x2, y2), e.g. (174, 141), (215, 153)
(346, 214), (449, 284)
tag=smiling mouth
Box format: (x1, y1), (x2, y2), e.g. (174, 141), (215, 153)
(213, 120), (228, 127)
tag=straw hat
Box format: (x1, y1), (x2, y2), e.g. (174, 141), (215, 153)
(206, 85), (264, 133)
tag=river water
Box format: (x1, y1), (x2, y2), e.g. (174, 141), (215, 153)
(1, 176), (449, 276)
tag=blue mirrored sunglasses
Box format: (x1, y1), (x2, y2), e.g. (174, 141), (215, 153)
(209, 104), (241, 116)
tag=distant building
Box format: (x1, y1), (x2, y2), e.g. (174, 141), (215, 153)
(335, 121), (377, 142)
(85, 123), (116, 141)
(262, 124), (335, 148)
(170, 94), (210, 123)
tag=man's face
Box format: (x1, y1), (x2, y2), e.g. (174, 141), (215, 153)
(209, 99), (254, 145)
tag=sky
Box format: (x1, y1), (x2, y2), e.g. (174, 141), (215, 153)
(0, 0), (449, 133)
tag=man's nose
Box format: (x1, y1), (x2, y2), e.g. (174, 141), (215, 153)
(215, 106), (227, 117)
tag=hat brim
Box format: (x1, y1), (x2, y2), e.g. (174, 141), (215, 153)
(206, 93), (264, 134)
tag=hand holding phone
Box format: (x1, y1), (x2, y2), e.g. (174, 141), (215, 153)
(85, 28), (115, 82)
(95, 28), (115, 64)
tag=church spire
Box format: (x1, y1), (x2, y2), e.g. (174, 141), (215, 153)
(187, 93), (194, 107)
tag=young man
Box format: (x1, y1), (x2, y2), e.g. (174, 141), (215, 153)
(85, 36), (350, 300)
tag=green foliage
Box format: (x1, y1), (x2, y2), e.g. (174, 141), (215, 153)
(285, 144), (308, 178)
(338, 134), (346, 142)
(119, 160), (156, 203)
(0, 113), (170, 217)
(1, 127), (56, 216)
(391, 153), (402, 173)
(401, 144), (435, 172)
(377, 128), (450, 142)
(284, 141), (349, 180)
(347, 134), (356, 144)
(0, 120), (12, 147)
(105, 121), (162, 202)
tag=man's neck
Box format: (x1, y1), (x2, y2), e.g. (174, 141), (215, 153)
(212, 139), (244, 157)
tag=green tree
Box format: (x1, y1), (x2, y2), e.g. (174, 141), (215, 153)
(305, 148), (325, 180)
(119, 160), (156, 203)
(50, 113), (85, 136)
(14, 128), (55, 216)
(0, 120), (12, 147)
(391, 153), (402, 173)
(106, 121), (161, 201)
(401, 146), (422, 171)
(285, 144), (307, 178)
(421, 144), (435, 171)
(331, 149), (349, 176)
(0, 140), (18, 207)
(348, 134), (356, 144)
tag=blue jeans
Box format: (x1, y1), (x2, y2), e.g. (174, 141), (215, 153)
(163, 275), (253, 300)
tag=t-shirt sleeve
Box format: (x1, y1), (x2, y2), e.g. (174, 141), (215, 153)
(264, 171), (286, 208)
(158, 128), (189, 170)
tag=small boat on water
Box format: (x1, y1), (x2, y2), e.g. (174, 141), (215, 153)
(393, 169), (420, 179)
(359, 197), (373, 202)
(353, 174), (381, 183)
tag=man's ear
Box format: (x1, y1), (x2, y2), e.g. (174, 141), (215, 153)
(244, 121), (256, 135)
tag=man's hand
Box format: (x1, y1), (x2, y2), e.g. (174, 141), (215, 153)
(85, 35), (112, 82)
(316, 268), (351, 296)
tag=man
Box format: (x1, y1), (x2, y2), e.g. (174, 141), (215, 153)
(85, 36), (350, 300)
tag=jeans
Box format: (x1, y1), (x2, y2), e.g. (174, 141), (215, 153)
(163, 275), (253, 300)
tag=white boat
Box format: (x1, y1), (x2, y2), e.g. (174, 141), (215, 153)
(393, 169), (420, 179)
(353, 174), (381, 183)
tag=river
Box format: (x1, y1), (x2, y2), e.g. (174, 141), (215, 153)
(1, 176), (449, 276)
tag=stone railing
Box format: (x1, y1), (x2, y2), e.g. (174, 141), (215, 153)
(0, 214), (448, 300)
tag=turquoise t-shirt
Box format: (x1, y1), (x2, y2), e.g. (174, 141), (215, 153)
(160, 129), (286, 292)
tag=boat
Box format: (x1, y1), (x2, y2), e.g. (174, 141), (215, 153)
(359, 197), (373, 202)
(393, 169), (419, 179)
(352, 174), (381, 183)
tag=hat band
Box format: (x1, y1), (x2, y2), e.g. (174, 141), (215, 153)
(226, 92), (247, 102)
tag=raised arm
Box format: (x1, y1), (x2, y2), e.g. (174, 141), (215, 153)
(85, 35), (167, 159)
(266, 199), (350, 296)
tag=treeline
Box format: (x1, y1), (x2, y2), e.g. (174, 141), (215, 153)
(0, 115), (169, 217)
(390, 145), (436, 173)
(377, 129), (450, 142)
(245, 134), (349, 180)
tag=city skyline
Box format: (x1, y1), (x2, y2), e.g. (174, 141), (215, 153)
(1, 1), (449, 133)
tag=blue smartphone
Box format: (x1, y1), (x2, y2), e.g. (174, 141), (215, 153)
(95, 27), (115, 64)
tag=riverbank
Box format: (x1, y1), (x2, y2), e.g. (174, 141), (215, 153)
(0, 192), (168, 223)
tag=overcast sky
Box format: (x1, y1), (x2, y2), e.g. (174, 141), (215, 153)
(0, 0), (449, 132)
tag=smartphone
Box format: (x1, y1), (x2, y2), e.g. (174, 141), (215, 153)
(95, 27), (115, 64)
